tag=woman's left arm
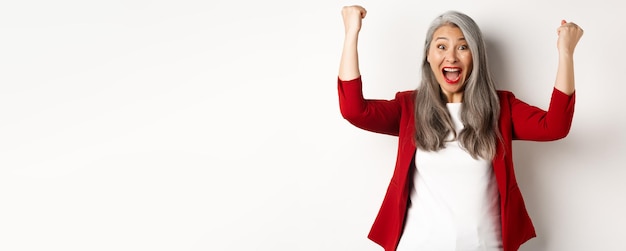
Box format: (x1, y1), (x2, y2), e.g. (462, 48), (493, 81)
(554, 20), (584, 95)
(508, 21), (583, 141)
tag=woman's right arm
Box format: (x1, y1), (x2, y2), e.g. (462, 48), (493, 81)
(337, 6), (403, 136)
(338, 5), (366, 80)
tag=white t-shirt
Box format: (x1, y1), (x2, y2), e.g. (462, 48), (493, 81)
(396, 103), (502, 251)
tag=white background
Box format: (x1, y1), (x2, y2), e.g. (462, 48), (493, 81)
(1, 0), (624, 250)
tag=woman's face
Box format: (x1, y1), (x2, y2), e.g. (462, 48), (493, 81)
(427, 25), (473, 103)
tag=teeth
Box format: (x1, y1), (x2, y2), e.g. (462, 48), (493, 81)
(443, 68), (460, 72)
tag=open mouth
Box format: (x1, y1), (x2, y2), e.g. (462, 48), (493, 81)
(442, 67), (461, 84)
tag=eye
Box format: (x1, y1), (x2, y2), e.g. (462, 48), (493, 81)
(437, 44), (446, 50)
(459, 45), (468, 50)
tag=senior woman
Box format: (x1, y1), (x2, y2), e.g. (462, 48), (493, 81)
(337, 5), (583, 251)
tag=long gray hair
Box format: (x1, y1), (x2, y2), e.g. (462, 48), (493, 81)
(414, 11), (501, 160)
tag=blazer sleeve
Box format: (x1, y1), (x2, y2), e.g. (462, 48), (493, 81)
(508, 88), (576, 141)
(338, 76), (403, 136)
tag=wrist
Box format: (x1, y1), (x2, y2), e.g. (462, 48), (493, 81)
(558, 50), (574, 59)
(343, 33), (359, 45)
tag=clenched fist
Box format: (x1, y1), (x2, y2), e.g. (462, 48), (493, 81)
(342, 5), (367, 35)
(557, 20), (584, 55)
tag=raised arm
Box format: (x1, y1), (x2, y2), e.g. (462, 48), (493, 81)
(508, 21), (583, 140)
(339, 5), (366, 81)
(337, 6), (404, 136)
(554, 20), (584, 95)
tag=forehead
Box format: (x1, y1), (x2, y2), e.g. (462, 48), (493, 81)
(432, 24), (465, 40)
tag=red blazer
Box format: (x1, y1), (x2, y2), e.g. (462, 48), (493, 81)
(338, 76), (575, 251)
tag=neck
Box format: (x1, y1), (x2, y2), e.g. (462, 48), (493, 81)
(445, 93), (463, 103)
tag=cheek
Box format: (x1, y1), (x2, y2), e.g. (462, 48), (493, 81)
(463, 52), (473, 64)
(427, 49), (439, 62)
(427, 46), (442, 60)
(429, 60), (440, 74)
(461, 53), (473, 73)
(465, 57), (474, 75)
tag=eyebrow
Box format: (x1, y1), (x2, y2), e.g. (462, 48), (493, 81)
(435, 37), (466, 41)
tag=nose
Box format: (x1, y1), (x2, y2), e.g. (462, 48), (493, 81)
(444, 49), (458, 63)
